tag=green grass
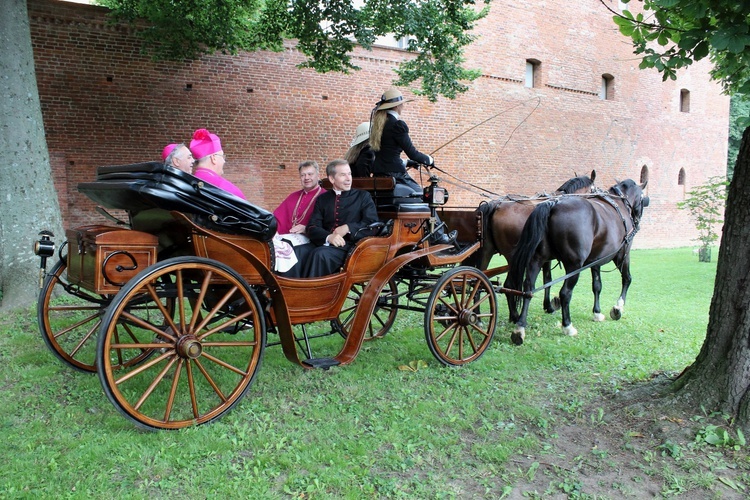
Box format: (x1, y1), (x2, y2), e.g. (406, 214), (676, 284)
(0, 248), (723, 497)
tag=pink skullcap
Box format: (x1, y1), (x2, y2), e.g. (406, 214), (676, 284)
(189, 128), (223, 160)
(161, 143), (178, 162)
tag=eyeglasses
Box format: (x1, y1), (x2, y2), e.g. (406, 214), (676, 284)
(212, 153), (226, 160)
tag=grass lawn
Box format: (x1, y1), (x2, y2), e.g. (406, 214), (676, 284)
(3, 247), (745, 498)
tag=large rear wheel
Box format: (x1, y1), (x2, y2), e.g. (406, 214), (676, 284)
(97, 257), (266, 430)
(38, 259), (109, 372)
(425, 267), (497, 366)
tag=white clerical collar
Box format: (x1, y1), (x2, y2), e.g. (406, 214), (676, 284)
(387, 110), (400, 119)
(333, 189), (343, 195)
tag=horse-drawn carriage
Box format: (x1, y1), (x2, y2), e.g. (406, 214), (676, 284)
(33, 162), (499, 430)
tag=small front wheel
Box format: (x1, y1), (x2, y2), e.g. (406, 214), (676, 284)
(334, 279), (399, 340)
(425, 267), (497, 366)
(97, 257), (266, 430)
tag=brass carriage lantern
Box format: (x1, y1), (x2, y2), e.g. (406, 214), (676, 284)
(33, 230), (56, 288)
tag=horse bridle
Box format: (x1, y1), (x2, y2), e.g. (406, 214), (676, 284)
(608, 185), (644, 245)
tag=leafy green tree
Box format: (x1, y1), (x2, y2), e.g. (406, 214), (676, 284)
(677, 177), (728, 262)
(728, 95), (750, 178)
(97, 0), (489, 101)
(608, 0), (750, 431)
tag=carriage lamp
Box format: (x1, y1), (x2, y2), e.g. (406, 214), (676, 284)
(33, 230), (56, 288)
(423, 177), (449, 208)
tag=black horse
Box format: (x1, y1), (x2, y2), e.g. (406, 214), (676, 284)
(469, 171), (596, 322)
(506, 179), (649, 345)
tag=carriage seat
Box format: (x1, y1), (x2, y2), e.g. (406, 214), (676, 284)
(78, 162), (277, 241)
(320, 176), (426, 210)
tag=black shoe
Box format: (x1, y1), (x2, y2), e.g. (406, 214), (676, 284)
(432, 230), (457, 245)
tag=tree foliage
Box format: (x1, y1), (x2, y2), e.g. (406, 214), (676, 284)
(728, 95), (750, 178)
(605, 0), (750, 99)
(97, 0), (489, 101)
(677, 177), (728, 262)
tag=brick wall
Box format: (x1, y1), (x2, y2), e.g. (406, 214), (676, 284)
(28, 0), (730, 249)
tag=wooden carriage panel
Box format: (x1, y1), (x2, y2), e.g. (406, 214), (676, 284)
(438, 208), (483, 244)
(344, 240), (392, 282)
(66, 225), (158, 294)
(191, 232), (272, 285)
(378, 209), (430, 249)
(275, 276), (348, 324)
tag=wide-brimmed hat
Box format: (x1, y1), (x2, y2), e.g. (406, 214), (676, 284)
(350, 122), (371, 147)
(189, 128), (223, 160)
(374, 88), (413, 111)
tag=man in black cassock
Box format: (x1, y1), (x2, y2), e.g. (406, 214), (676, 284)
(303, 159), (378, 277)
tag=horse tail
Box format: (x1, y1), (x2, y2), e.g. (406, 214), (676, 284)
(507, 201), (554, 310)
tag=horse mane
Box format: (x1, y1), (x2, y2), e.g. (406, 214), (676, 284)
(555, 171), (595, 194)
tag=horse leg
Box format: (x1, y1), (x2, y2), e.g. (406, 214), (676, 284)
(559, 269), (581, 336)
(504, 273), (519, 324)
(542, 261), (559, 313)
(591, 265), (605, 322)
(610, 256), (632, 320)
(512, 259), (542, 346)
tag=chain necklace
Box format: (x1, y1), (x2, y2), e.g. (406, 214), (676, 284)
(291, 185), (322, 226)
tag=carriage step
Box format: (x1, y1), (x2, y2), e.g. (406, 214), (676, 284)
(302, 357), (340, 370)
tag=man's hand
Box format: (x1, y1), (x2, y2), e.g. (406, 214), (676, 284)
(289, 224), (306, 234)
(327, 233), (346, 247)
(332, 225), (349, 237)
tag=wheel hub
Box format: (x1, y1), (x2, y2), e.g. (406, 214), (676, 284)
(458, 309), (478, 326)
(176, 335), (203, 359)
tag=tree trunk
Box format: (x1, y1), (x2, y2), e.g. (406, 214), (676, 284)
(0, 0), (64, 310)
(673, 125), (750, 431)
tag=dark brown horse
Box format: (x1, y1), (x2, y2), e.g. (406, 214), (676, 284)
(470, 171), (596, 322)
(507, 179), (649, 345)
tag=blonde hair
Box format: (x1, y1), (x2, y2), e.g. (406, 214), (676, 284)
(344, 141), (368, 165)
(369, 111), (388, 152)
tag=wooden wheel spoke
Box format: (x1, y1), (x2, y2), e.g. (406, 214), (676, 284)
(194, 284), (239, 333)
(120, 310), (175, 341)
(186, 360), (199, 418)
(197, 310), (253, 341)
(193, 358), (228, 403)
(164, 359), (184, 422)
(49, 304), (102, 311)
(114, 350), (174, 384)
(145, 282), (180, 336)
(188, 270), (212, 333)
(200, 351), (250, 377)
(133, 356), (178, 411)
(67, 319), (100, 356)
(52, 312), (100, 337)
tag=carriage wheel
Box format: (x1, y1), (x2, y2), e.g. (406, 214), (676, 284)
(334, 279), (399, 340)
(97, 257), (266, 430)
(424, 267), (497, 366)
(39, 260), (172, 373)
(38, 259), (109, 372)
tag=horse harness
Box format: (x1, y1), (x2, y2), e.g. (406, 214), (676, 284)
(523, 188), (640, 295)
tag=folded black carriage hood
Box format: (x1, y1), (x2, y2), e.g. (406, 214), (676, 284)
(78, 162), (277, 241)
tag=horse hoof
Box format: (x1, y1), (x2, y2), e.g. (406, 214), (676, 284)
(592, 312), (605, 322)
(552, 297), (561, 311)
(562, 325), (578, 336)
(610, 307), (622, 321)
(511, 327), (525, 345)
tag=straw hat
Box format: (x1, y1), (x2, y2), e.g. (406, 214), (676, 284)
(374, 88), (413, 111)
(350, 122), (371, 147)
